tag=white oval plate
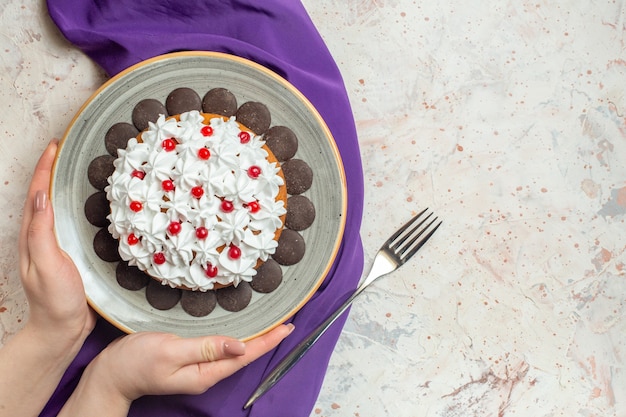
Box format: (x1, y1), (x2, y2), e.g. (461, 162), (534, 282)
(52, 52), (346, 340)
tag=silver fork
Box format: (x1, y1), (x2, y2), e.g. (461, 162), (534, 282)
(244, 208), (442, 409)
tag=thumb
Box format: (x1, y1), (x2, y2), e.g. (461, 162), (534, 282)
(186, 336), (247, 364)
(27, 191), (60, 266)
(19, 140), (58, 275)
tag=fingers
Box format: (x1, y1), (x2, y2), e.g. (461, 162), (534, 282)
(194, 324), (295, 379)
(19, 140), (59, 274)
(175, 323), (294, 367)
(26, 190), (63, 273)
(241, 323), (295, 361)
(169, 324), (294, 391)
(98, 325), (296, 399)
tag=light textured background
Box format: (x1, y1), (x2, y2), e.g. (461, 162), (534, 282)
(1, 1), (625, 416)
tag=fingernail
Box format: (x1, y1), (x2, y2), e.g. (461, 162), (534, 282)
(223, 340), (246, 356)
(286, 323), (295, 334)
(34, 190), (48, 212)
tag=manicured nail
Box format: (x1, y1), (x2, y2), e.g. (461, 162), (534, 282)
(286, 323), (295, 334)
(34, 190), (48, 212)
(223, 340), (246, 356)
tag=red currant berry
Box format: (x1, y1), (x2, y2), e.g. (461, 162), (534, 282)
(197, 147), (211, 160)
(201, 125), (214, 136)
(129, 201), (143, 212)
(228, 245), (241, 259)
(131, 169), (145, 180)
(205, 263), (218, 278)
(221, 200), (234, 213)
(162, 179), (175, 192)
(247, 165), (262, 179)
(153, 252), (166, 265)
(167, 221), (182, 236)
(247, 201), (261, 213)
(195, 226), (209, 240)
(127, 233), (139, 245)
(239, 131), (251, 144)
(162, 138), (176, 152)
(191, 186), (204, 199)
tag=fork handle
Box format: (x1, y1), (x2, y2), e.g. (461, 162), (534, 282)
(244, 280), (370, 408)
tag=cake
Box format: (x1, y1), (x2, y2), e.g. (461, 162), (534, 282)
(105, 111), (287, 291)
(85, 87), (316, 316)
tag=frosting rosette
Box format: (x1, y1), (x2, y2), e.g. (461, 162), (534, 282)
(105, 111), (287, 291)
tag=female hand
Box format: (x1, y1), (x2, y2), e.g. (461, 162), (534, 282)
(60, 324), (295, 415)
(0, 140), (97, 417)
(18, 139), (96, 348)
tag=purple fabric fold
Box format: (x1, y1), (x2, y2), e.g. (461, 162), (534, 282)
(44, 1), (364, 416)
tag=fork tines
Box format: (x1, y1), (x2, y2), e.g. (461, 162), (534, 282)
(387, 208), (442, 263)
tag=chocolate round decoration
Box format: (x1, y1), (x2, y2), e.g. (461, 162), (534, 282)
(166, 87), (202, 115)
(132, 98), (167, 131)
(93, 227), (121, 262)
(145, 280), (182, 311)
(272, 229), (306, 266)
(235, 101), (271, 134)
(116, 261), (149, 291)
(105, 122), (139, 156)
(264, 126), (298, 162)
(87, 154), (116, 190)
(216, 282), (252, 312)
(202, 88), (238, 116)
(84, 191), (110, 227)
(250, 259), (283, 293)
(180, 290), (217, 317)
(285, 195), (316, 231)
(281, 159), (313, 195)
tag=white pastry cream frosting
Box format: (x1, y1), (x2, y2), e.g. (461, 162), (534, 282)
(106, 111), (286, 290)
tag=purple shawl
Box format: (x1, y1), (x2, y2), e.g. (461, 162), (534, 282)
(44, 1), (364, 416)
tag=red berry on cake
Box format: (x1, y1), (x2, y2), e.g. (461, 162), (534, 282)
(195, 226), (209, 239)
(127, 233), (139, 245)
(239, 131), (251, 144)
(191, 186), (204, 199)
(153, 252), (166, 265)
(228, 245), (241, 260)
(201, 125), (213, 136)
(221, 200), (234, 213)
(131, 169), (145, 179)
(162, 179), (175, 192)
(247, 165), (262, 178)
(129, 201), (143, 212)
(197, 147), (211, 160)
(167, 221), (182, 236)
(247, 201), (261, 213)
(205, 263), (218, 278)
(162, 138), (176, 151)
